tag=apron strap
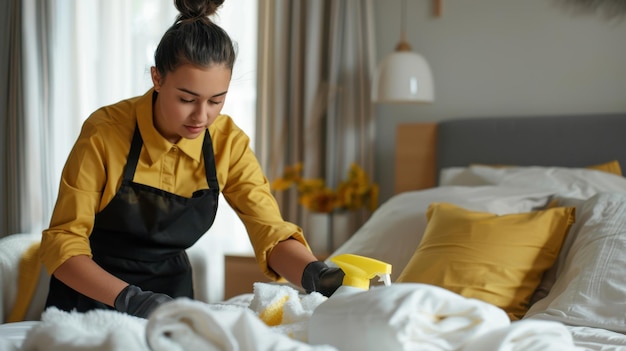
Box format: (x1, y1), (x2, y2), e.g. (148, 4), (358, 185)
(202, 129), (219, 191)
(122, 125), (143, 182)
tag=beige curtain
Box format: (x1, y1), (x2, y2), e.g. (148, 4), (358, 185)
(1, 0), (54, 238)
(256, 0), (377, 252)
(0, 1), (178, 238)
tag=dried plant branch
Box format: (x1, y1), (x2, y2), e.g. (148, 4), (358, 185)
(554, 0), (626, 20)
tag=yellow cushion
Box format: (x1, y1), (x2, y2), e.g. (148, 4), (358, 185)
(396, 203), (575, 320)
(474, 160), (622, 176)
(586, 160), (622, 175)
(7, 242), (42, 322)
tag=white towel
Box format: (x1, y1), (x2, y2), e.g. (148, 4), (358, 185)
(19, 307), (147, 351)
(309, 283), (511, 351)
(146, 298), (336, 351)
(461, 320), (584, 351)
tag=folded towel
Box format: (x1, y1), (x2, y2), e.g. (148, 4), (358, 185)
(461, 320), (584, 351)
(146, 298), (336, 351)
(309, 283), (511, 351)
(249, 282), (326, 341)
(20, 307), (147, 351)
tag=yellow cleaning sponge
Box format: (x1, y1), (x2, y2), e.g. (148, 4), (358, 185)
(249, 282), (299, 326)
(258, 294), (290, 326)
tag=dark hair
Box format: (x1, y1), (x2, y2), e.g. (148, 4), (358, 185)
(154, 0), (236, 76)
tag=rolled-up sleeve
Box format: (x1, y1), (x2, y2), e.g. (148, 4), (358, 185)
(213, 118), (309, 281)
(40, 121), (108, 274)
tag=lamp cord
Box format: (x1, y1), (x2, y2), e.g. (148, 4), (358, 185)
(396, 0), (411, 51)
(401, 0), (407, 40)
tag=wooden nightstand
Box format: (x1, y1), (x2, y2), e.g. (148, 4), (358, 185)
(224, 254), (271, 300)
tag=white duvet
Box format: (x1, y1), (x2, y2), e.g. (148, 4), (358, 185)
(4, 283), (582, 351)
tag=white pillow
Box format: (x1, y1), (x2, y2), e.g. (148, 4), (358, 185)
(468, 165), (626, 199)
(438, 167), (490, 187)
(529, 197), (586, 305)
(326, 186), (553, 281)
(524, 193), (626, 332)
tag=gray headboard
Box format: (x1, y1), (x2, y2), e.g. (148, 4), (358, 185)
(394, 113), (626, 193)
(436, 113), (626, 172)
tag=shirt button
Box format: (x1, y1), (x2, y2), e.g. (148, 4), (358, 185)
(171, 146), (178, 152)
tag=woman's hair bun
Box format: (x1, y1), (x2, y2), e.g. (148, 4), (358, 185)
(174, 0), (225, 19)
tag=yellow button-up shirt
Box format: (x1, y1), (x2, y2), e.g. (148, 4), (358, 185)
(40, 89), (306, 280)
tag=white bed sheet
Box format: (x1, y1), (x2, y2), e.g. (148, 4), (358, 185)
(568, 326), (626, 351)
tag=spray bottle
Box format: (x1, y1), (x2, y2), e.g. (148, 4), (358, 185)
(328, 253), (392, 296)
(308, 253), (392, 345)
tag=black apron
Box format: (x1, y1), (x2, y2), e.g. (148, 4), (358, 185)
(45, 125), (219, 312)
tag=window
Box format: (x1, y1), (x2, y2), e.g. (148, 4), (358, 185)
(50, 0), (257, 254)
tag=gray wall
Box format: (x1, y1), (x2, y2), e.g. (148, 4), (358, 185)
(373, 0), (626, 202)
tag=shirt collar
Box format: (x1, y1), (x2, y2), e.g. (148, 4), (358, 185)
(135, 89), (205, 165)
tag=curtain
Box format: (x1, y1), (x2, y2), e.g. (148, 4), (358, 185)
(256, 0), (377, 252)
(1, 0), (55, 238)
(0, 0), (17, 237)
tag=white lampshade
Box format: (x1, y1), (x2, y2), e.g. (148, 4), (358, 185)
(372, 50), (434, 104)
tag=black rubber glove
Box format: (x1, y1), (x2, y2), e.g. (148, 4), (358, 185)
(114, 284), (173, 318)
(301, 261), (345, 297)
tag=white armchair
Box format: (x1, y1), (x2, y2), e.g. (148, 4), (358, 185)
(0, 233), (48, 323)
(186, 231), (225, 303)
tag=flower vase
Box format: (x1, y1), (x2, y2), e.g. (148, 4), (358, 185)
(330, 211), (356, 252)
(304, 211), (358, 255)
(305, 213), (331, 255)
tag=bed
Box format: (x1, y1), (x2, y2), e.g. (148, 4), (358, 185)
(328, 113), (626, 350)
(2, 113), (626, 350)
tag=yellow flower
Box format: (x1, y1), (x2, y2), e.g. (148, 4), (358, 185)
(271, 178), (293, 191)
(270, 162), (303, 191)
(272, 162), (378, 213)
(297, 178), (326, 194)
(299, 188), (337, 213)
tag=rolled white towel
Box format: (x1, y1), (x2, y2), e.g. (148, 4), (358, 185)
(461, 320), (584, 351)
(146, 298), (336, 351)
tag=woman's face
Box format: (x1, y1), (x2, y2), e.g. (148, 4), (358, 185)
(150, 63), (231, 143)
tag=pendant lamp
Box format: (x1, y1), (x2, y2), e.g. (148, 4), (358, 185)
(371, 0), (434, 104)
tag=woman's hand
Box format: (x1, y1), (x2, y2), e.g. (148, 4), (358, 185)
(301, 261), (345, 297)
(268, 238), (344, 296)
(114, 285), (173, 318)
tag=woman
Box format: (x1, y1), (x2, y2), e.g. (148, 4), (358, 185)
(40, 0), (343, 319)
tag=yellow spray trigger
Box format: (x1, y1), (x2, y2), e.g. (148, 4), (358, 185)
(330, 254), (392, 290)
